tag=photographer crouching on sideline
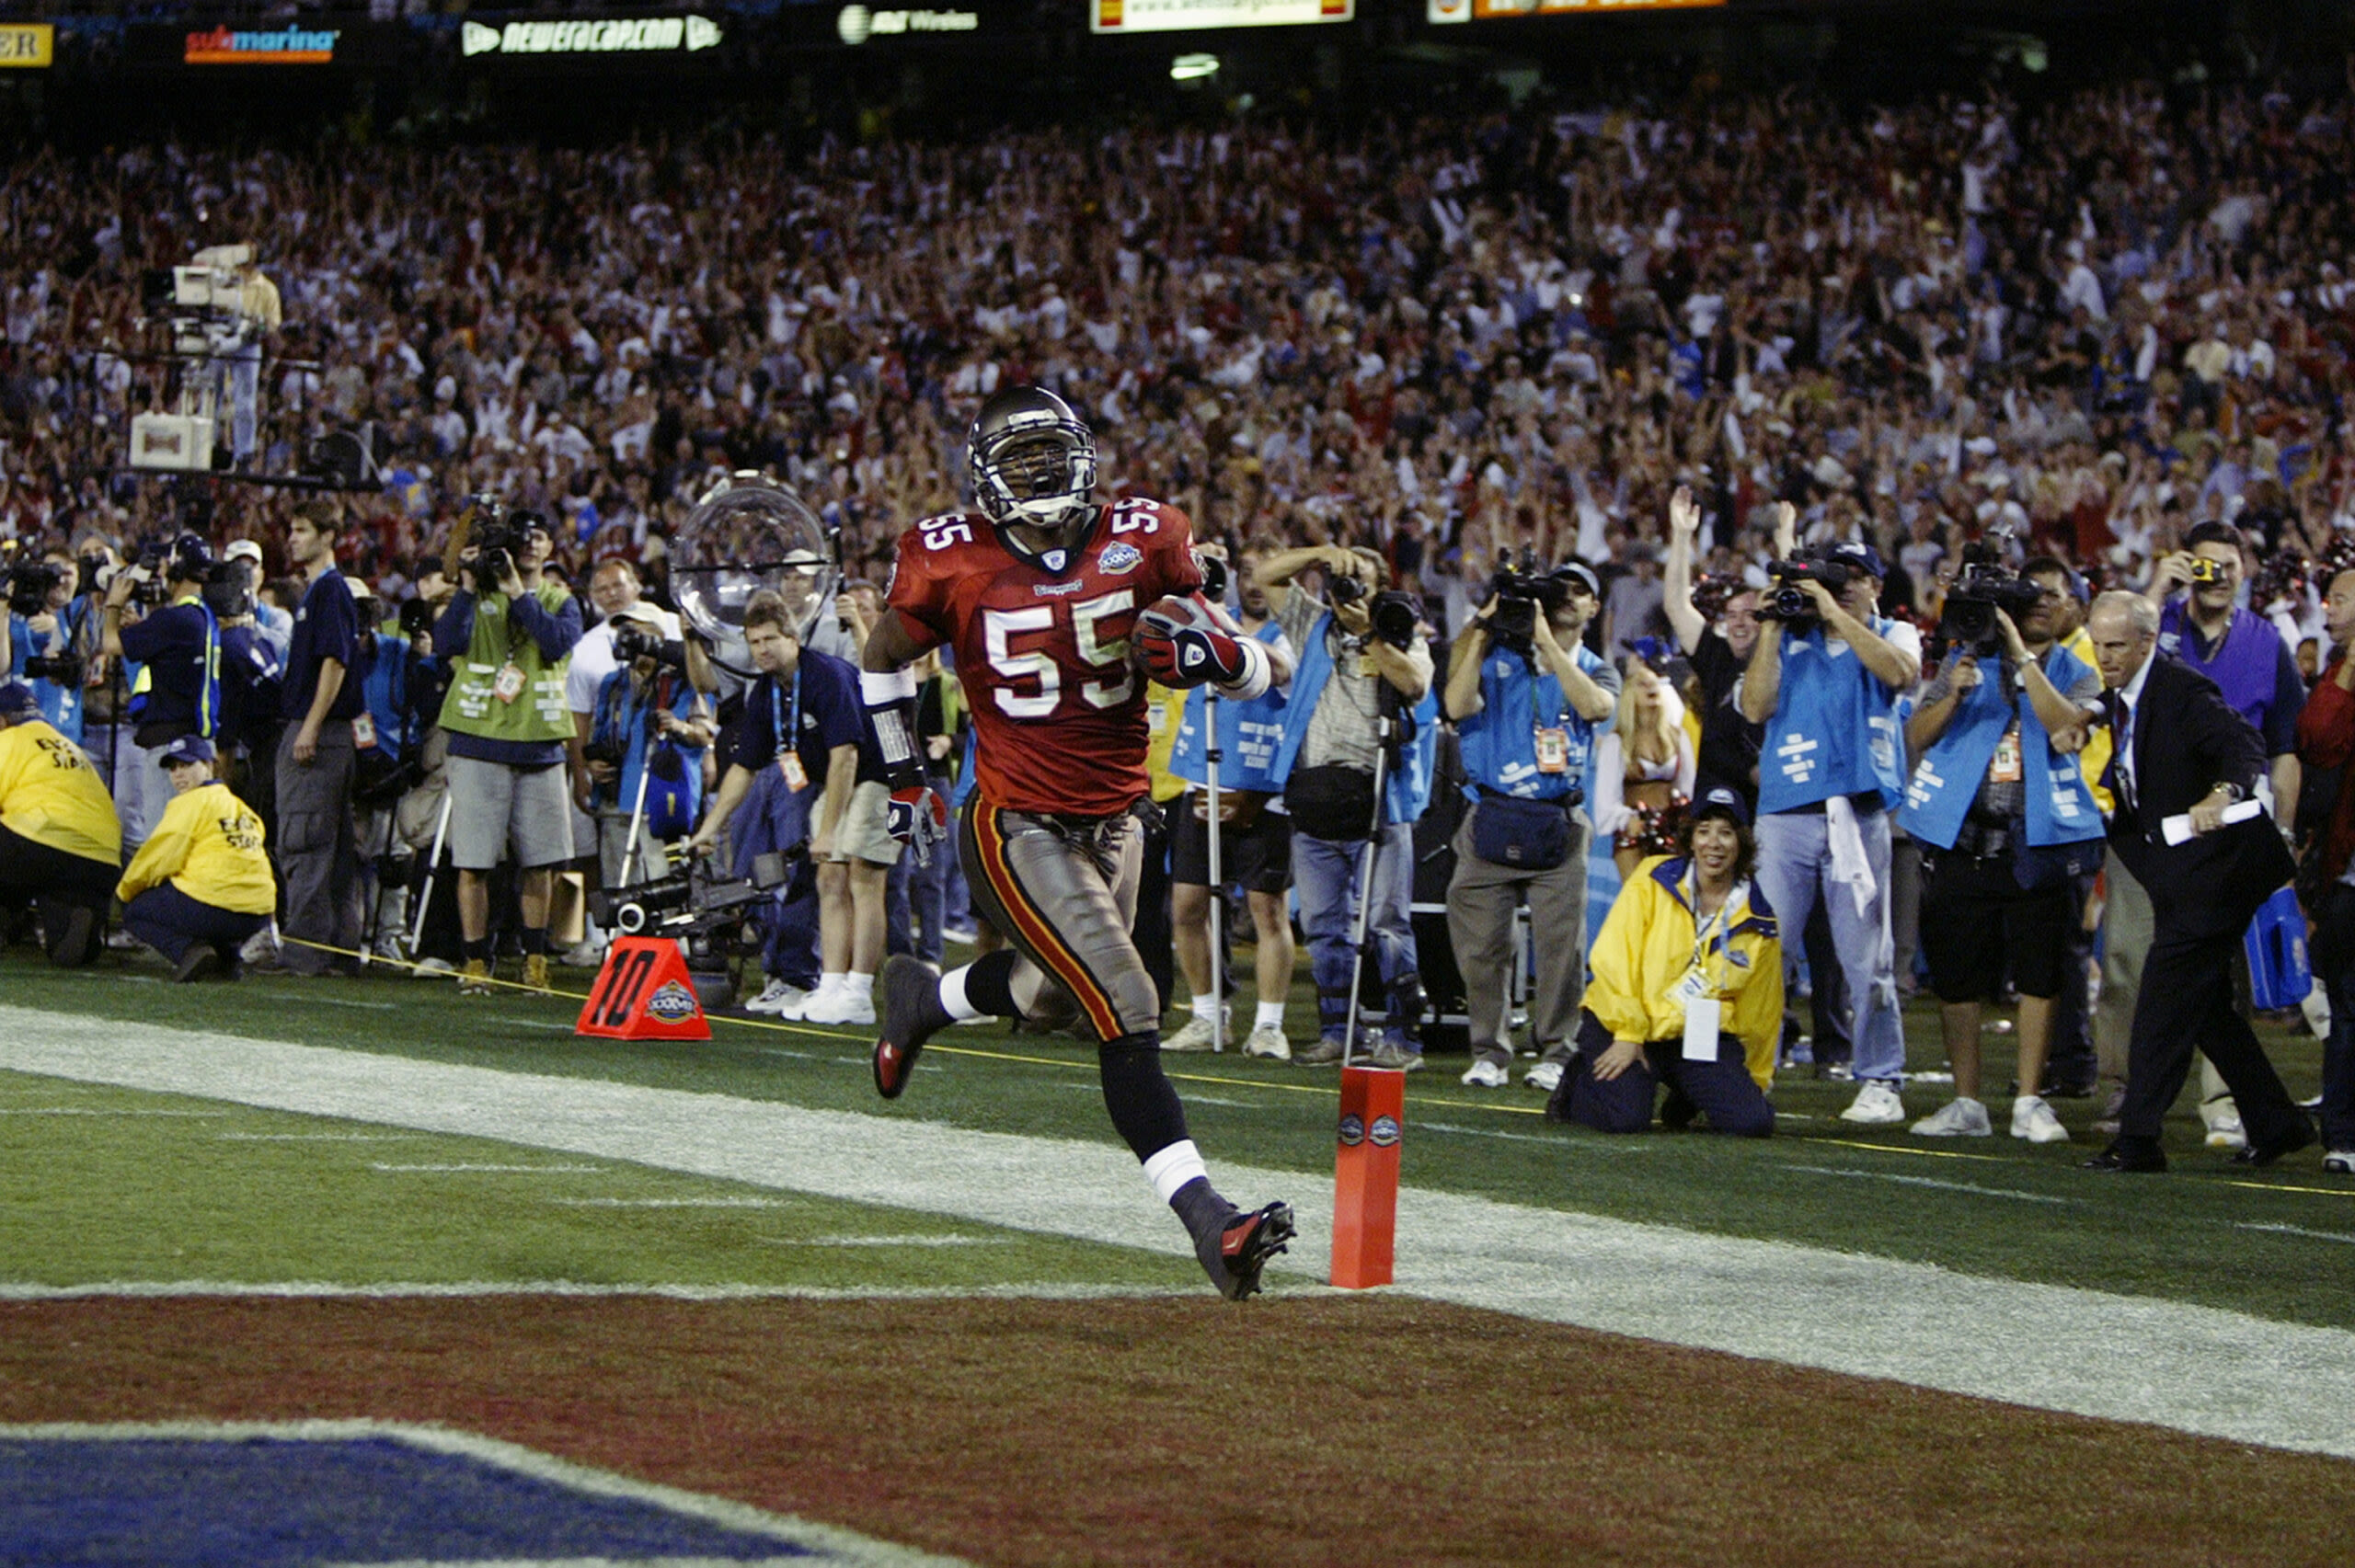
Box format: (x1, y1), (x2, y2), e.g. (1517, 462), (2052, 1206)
(1256, 543), (1438, 1070)
(98, 533), (223, 852)
(1443, 553), (1619, 1093)
(0, 678), (121, 965)
(432, 506), (580, 995)
(261, 500), (366, 977)
(1739, 510), (1922, 1124)
(1898, 543), (2104, 1144)
(116, 736), (276, 981)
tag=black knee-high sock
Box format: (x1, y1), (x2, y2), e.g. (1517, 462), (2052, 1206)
(1098, 1029), (1191, 1162)
(959, 947), (1024, 1017)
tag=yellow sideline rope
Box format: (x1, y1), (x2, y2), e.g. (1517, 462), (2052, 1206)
(274, 934), (1548, 1115)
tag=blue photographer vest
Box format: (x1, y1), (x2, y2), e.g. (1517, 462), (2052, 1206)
(1268, 609), (1439, 827)
(1900, 643), (2105, 852)
(1456, 640), (1612, 804)
(1756, 617), (1908, 815)
(1170, 621), (1290, 793)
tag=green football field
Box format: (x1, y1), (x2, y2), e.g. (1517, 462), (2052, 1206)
(6, 941), (2355, 1563)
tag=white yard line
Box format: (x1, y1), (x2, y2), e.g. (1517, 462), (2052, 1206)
(3, 1004), (2353, 1459)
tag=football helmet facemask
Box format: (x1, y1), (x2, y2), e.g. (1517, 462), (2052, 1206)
(969, 386), (1099, 574)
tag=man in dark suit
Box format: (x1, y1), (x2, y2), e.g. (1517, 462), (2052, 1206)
(2083, 591), (2315, 1172)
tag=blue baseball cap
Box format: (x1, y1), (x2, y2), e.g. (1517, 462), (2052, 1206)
(1826, 541), (1887, 580)
(1691, 785), (1751, 830)
(157, 735), (216, 768)
(0, 680), (37, 720)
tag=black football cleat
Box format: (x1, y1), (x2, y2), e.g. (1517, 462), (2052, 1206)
(1197, 1201), (1295, 1300)
(872, 954), (948, 1100)
(172, 943), (220, 983)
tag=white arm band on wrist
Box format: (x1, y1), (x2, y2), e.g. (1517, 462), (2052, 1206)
(860, 667), (917, 705)
(1212, 637), (1272, 702)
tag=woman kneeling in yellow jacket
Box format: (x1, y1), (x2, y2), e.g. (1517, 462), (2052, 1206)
(117, 736), (278, 982)
(1546, 785), (1782, 1136)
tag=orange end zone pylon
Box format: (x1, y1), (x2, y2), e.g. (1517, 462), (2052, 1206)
(575, 936), (711, 1041)
(1330, 1063), (1403, 1288)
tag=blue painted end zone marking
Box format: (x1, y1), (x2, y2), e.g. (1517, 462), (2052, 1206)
(1, 1434), (815, 1567)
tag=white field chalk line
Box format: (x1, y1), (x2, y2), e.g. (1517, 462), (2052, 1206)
(2, 1005), (2352, 1459)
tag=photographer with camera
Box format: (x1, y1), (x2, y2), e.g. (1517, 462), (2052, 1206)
(1739, 521), (1922, 1124)
(432, 509), (581, 995)
(1258, 543), (1439, 1070)
(261, 501), (366, 978)
(0, 679), (120, 966)
(1443, 555), (1619, 1092)
(687, 589), (872, 1023)
(99, 534), (223, 853)
(579, 603), (715, 890)
(7, 549), (92, 742)
(1899, 560), (2104, 1143)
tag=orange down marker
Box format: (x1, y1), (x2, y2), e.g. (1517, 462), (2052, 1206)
(1329, 1064), (1404, 1288)
(575, 937), (711, 1042)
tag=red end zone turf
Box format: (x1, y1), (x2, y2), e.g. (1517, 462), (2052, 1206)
(8, 1294), (2354, 1566)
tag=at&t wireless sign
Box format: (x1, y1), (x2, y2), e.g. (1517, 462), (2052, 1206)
(836, 6), (981, 44)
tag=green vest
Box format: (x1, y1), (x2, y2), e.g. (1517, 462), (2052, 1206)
(441, 583), (574, 744)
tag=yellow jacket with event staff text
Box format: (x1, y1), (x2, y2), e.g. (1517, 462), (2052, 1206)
(117, 781), (276, 915)
(1584, 854), (1784, 1089)
(0, 718), (121, 866)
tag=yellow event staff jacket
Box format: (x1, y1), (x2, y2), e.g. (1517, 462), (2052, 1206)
(117, 781), (277, 915)
(0, 719), (121, 867)
(1583, 854), (1785, 1090)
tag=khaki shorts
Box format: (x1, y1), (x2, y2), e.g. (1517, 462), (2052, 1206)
(447, 754), (575, 872)
(830, 778), (902, 867)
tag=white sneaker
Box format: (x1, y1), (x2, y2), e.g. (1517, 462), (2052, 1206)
(745, 979), (811, 1019)
(1910, 1096), (1991, 1137)
(411, 956), (455, 979)
(1461, 1059), (1510, 1088)
(2203, 1099), (2247, 1150)
(2012, 1095), (2071, 1144)
(1241, 1026), (1292, 1061)
(1162, 1011), (1229, 1053)
(1524, 1059), (1565, 1094)
(1841, 1082), (1908, 1125)
(803, 983), (875, 1026)
(2325, 1150), (2355, 1175)
(558, 940), (603, 969)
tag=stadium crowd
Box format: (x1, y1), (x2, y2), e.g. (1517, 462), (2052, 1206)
(3, 63), (2354, 1173)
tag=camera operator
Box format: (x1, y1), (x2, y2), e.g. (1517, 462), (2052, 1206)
(2131, 520), (2308, 1148)
(688, 589), (868, 1022)
(116, 736), (275, 982)
(7, 549), (93, 742)
(223, 540), (291, 657)
(1739, 520), (1922, 1124)
(99, 534), (222, 853)
(433, 510), (580, 995)
(262, 501), (366, 978)
(0, 679), (120, 966)
(579, 603), (715, 889)
(1257, 543), (1439, 1070)
(1443, 556), (1619, 1092)
(1899, 574), (2104, 1144)
(1663, 486), (1763, 801)
(1162, 544), (1301, 1059)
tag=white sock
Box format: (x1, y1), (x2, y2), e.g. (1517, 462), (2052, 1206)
(939, 964), (986, 1022)
(1142, 1139), (1210, 1205)
(1190, 993), (1220, 1024)
(816, 972), (845, 997)
(1254, 1001), (1286, 1032)
(848, 971), (875, 999)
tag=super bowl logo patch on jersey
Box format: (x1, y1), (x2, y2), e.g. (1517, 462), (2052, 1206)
(645, 979), (699, 1024)
(1100, 543), (1143, 575)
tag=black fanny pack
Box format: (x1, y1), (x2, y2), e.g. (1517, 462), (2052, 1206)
(1471, 793), (1572, 871)
(1287, 764), (1378, 841)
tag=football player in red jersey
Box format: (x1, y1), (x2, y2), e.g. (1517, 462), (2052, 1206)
(859, 385), (1295, 1300)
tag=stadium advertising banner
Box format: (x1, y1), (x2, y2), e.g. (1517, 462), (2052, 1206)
(459, 15), (726, 59)
(1427, 0), (1721, 19)
(1090, 0), (1353, 33)
(835, 6), (982, 45)
(0, 23), (52, 67)
(184, 24), (341, 64)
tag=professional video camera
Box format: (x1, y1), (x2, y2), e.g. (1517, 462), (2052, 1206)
(1763, 555), (1854, 632)
(1484, 547), (1572, 653)
(1329, 573), (1420, 650)
(1937, 535), (2043, 659)
(1691, 572), (1742, 624)
(612, 624), (687, 671)
(590, 848), (800, 966)
(6, 557), (63, 619)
